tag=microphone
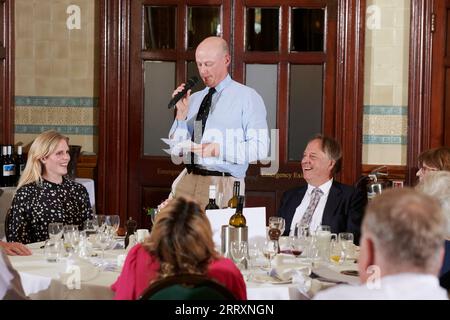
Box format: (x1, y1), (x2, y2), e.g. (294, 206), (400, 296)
(168, 76), (199, 109)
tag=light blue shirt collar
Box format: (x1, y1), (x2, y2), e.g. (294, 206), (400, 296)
(207, 74), (232, 94)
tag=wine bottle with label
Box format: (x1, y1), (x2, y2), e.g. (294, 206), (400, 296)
(229, 196), (246, 227)
(15, 145), (25, 186)
(205, 185), (220, 210)
(227, 181), (240, 208)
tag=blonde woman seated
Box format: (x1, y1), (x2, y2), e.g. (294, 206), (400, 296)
(111, 197), (247, 300)
(6, 130), (93, 244)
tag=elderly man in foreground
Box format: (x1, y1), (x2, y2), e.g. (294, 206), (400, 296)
(314, 188), (448, 300)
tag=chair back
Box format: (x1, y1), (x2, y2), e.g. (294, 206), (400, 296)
(139, 274), (236, 300)
(0, 187), (16, 239)
(4, 209), (12, 241)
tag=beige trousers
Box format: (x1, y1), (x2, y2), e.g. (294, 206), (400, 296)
(171, 169), (245, 209)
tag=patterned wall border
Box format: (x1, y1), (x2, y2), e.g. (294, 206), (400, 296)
(363, 105), (407, 145)
(15, 125), (97, 135)
(15, 96), (98, 108)
(363, 105), (408, 116)
(14, 96), (98, 135)
(363, 135), (407, 145)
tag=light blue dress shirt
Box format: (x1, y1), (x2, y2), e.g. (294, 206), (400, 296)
(169, 75), (269, 178)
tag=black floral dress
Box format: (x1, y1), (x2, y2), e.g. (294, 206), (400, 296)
(6, 178), (93, 244)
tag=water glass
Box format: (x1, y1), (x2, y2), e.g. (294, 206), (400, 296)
(294, 222), (310, 239)
(83, 219), (99, 237)
(44, 239), (64, 262)
(48, 222), (64, 240)
(63, 225), (80, 255)
(247, 243), (260, 268)
(338, 232), (354, 263)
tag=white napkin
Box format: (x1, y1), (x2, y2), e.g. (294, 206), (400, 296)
(293, 271), (323, 299)
(59, 257), (100, 289)
(269, 264), (311, 281)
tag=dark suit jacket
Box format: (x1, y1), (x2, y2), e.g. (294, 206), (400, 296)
(439, 240), (450, 290)
(278, 181), (367, 245)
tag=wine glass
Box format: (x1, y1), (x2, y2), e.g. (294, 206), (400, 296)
(48, 222), (64, 240)
(96, 215), (107, 232)
(230, 241), (248, 270)
(262, 240), (278, 269)
(268, 217), (285, 235)
(96, 230), (113, 266)
(290, 237), (305, 258)
(106, 215), (120, 236)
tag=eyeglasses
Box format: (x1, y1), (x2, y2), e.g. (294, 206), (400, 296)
(419, 164), (438, 173)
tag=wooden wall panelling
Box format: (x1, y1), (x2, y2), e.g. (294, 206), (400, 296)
(0, 0), (13, 144)
(98, 0), (131, 223)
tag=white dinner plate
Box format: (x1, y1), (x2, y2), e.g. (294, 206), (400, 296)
(251, 274), (292, 284)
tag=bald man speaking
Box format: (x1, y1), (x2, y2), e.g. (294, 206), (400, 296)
(168, 37), (269, 209)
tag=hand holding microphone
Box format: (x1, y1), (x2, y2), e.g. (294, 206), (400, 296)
(168, 76), (199, 109)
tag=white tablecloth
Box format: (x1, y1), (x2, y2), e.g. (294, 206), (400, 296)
(9, 241), (359, 300)
(9, 242), (122, 300)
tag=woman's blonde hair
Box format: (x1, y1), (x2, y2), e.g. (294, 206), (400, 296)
(17, 130), (69, 189)
(142, 197), (219, 278)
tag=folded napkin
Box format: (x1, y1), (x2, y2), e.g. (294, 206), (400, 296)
(293, 271), (323, 299)
(59, 257), (100, 288)
(269, 265), (311, 282)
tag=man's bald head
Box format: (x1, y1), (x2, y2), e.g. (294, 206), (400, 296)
(195, 37), (230, 88)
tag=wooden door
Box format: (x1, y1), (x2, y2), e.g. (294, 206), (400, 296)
(0, 0), (13, 144)
(407, 0), (450, 184)
(432, 0), (450, 146)
(127, 0), (365, 225)
(128, 0), (233, 227)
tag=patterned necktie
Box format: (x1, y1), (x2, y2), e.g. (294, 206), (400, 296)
(187, 87), (216, 172)
(195, 87), (216, 136)
(299, 188), (324, 227)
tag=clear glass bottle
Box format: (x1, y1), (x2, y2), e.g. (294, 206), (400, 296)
(205, 185), (220, 210)
(227, 181), (240, 208)
(229, 196), (246, 227)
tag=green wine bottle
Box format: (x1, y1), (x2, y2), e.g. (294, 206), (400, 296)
(229, 196), (246, 227)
